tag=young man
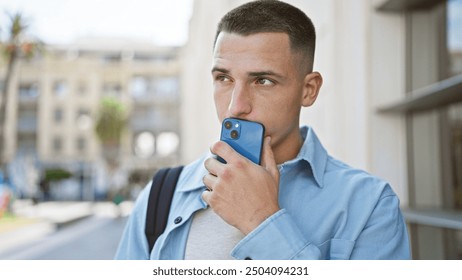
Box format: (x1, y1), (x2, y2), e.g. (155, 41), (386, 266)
(115, 0), (410, 260)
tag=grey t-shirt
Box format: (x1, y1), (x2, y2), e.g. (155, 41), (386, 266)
(184, 207), (244, 260)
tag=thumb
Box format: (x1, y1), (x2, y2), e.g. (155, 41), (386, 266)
(261, 136), (279, 182)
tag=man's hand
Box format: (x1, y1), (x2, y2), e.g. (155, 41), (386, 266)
(202, 136), (280, 235)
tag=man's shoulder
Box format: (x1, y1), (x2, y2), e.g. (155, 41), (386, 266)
(323, 155), (395, 199)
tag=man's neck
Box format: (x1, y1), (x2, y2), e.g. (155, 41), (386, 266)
(273, 131), (304, 165)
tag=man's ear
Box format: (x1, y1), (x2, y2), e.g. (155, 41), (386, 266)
(301, 71), (323, 107)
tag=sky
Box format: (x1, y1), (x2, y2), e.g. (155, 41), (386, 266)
(0, 0), (459, 49)
(0, 0), (193, 46)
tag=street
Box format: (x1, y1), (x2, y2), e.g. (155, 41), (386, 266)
(0, 215), (128, 260)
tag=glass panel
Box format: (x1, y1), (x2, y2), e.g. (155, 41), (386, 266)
(102, 83), (122, 97)
(130, 76), (149, 99)
(154, 77), (179, 99)
(17, 108), (37, 133)
(405, 0), (461, 259)
(53, 80), (68, 97)
(54, 109), (63, 123)
(53, 137), (63, 153)
(449, 102), (462, 209)
(448, 0), (462, 76)
(18, 83), (39, 100)
(101, 53), (121, 63)
(16, 136), (36, 155)
(76, 137), (86, 152)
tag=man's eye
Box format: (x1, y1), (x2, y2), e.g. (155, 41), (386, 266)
(216, 75), (231, 82)
(255, 78), (274, 86)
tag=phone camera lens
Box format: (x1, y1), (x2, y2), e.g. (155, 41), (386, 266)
(231, 130), (239, 139)
(224, 121), (232, 130)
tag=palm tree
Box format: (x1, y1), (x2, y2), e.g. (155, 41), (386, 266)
(94, 96), (128, 200)
(0, 12), (42, 168)
(95, 96), (128, 165)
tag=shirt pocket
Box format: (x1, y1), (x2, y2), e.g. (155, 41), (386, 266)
(318, 238), (356, 260)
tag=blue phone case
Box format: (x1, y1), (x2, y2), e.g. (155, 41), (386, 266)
(219, 118), (265, 165)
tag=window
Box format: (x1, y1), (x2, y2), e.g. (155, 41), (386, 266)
(405, 0), (462, 260)
(76, 109), (90, 119)
(54, 109), (63, 123)
(102, 83), (122, 97)
(16, 136), (36, 155)
(76, 137), (86, 152)
(133, 53), (174, 63)
(76, 109), (92, 131)
(377, 0), (462, 259)
(101, 53), (121, 63)
(18, 83), (39, 100)
(53, 80), (68, 97)
(154, 77), (179, 99)
(130, 76), (149, 99)
(449, 103), (462, 209)
(448, 0), (462, 76)
(52, 137), (63, 154)
(17, 108), (37, 133)
(130, 76), (179, 101)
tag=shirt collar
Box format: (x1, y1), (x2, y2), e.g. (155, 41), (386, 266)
(177, 126), (328, 192)
(283, 126), (328, 188)
(176, 153), (209, 193)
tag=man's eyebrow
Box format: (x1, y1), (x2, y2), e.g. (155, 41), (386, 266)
(211, 67), (229, 74)
(248, 71), (284, 79)
(211, 68), (285, 79)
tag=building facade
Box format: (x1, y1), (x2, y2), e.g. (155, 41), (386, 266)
(1, 38), (181, 200)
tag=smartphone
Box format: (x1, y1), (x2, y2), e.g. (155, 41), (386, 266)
(218, 118), (265, 165)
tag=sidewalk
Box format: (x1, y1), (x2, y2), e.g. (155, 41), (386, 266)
(0, 200), (133, 256)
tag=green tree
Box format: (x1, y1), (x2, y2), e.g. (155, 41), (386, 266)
(95, 96), (128, 164)
(0, 12), (43, 168)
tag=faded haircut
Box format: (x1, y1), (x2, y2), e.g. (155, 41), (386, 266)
(214, 0), (316, 73)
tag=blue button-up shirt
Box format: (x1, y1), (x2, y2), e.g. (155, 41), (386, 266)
(115, 126), (410, 260)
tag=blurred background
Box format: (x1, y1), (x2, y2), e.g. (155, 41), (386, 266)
(0, 0), (461, 260)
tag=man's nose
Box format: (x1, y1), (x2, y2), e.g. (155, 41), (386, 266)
(228, 83), (252, 117)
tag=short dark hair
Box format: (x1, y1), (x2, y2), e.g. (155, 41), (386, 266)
(214, 0), (316, 72)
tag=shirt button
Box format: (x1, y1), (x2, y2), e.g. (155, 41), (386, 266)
(174, 216), (182, 224)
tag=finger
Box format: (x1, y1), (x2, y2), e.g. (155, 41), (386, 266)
(260, 136), (279, 181)
(201, 189), (212, 205)
(204, 156), (225, 176)
(210, 141), (245, 164)
(202, 173), (217, 191)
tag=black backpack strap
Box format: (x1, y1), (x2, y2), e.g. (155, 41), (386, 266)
(145, 165), (184, 254)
